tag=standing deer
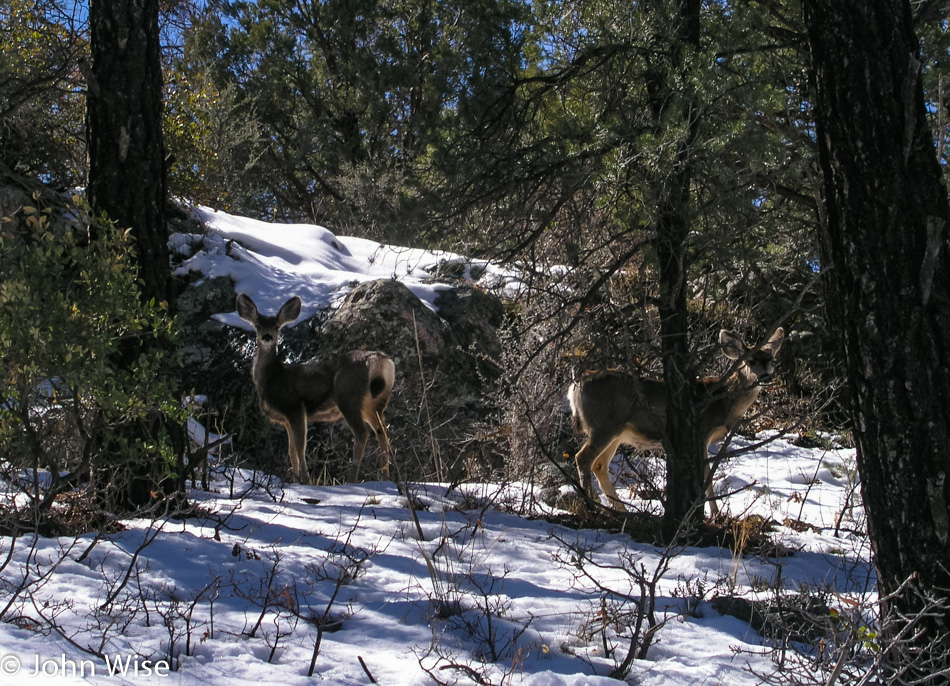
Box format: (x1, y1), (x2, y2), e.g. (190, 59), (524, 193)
(236, 294), (395, 485)
(569, 328), (784, 517)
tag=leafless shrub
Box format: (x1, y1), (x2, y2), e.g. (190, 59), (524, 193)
(306, 512), (378, 676)
(412, 505), (541, 685)
(553, 532), (680, 680)
(740, 574), (950, 686)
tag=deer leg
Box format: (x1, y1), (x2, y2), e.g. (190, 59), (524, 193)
(576, 436), (625, 509)
(285, 408), (310, 485)
(590, 437), (627, 511)
(346, 421), (370, 482)
(282, 425), (298, 483)
(368, 409), (391, 479)
(574, 440), (602, 500)
(337, 396), (372, 482)
(704, 462), (720, 519)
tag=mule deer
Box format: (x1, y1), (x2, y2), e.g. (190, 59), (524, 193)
(236, 294), (395, 485)
(569, 328), (784, 517)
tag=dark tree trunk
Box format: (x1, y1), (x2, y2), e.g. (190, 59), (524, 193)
(656, 153), (705, 538)
(802, 0), (950, 671)
(87, 0), (172, 308)
(650, 0), (705, 540)
(87, 0), (180, 509)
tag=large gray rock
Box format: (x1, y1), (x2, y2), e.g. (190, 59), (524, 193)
(322, 279), (449, 367)
(434, 285), (505, 364)
(318, 279), (505, 481)
(322, 279), (503, 402)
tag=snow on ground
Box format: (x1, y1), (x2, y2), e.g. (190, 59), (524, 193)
(0, 442), (869, 686)
(0, 209), (872, 685)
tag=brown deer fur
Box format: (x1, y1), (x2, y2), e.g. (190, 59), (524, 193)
(569, 328), (784, 517)
(237, 294), (395, 485)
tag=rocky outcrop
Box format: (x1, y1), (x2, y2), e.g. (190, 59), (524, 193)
(317, 279), (504, 481)
(321, 279), (503, 411)
(322, 279), (449, 366)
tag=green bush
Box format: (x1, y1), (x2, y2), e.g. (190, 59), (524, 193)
(0, 194), (180, 530)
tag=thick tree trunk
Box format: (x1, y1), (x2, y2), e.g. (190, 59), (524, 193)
(649, 0), (705, 539)
(802, 0), (950, 671)
(656, 188), (706, 538)
(87, 0), (180, 509)
(87, 0), (172, 307)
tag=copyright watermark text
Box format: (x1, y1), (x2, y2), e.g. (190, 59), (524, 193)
(0, 653), (171, 678)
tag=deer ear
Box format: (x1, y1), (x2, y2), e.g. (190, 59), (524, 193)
(277, 296), (302, 326)
(719, 329), (746, 360)
(236, 293), (258, 323)
(765, 328), (785, 354)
